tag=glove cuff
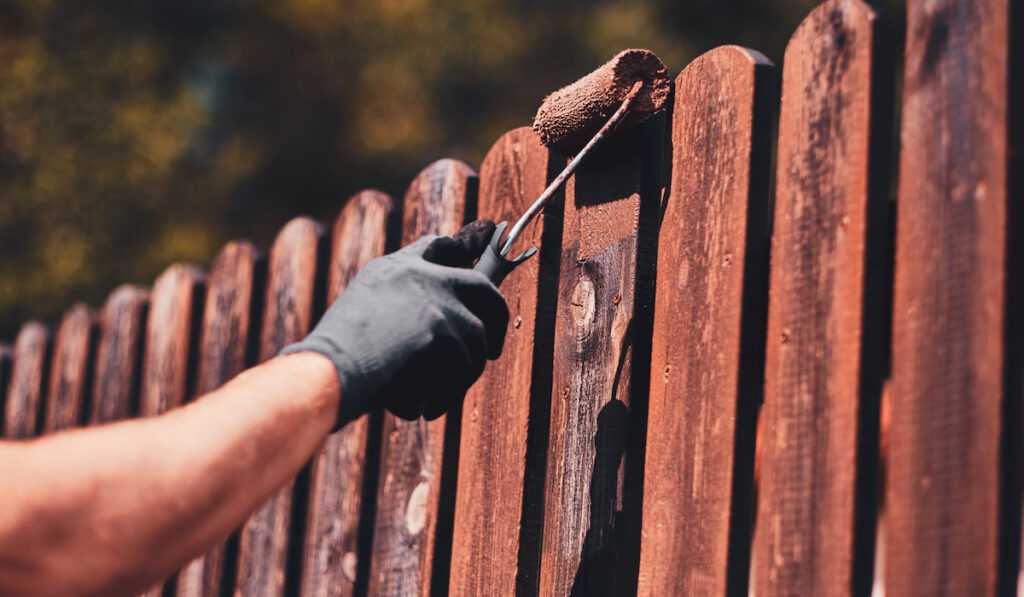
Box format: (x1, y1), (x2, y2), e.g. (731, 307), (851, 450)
(280, 335), (377, 430)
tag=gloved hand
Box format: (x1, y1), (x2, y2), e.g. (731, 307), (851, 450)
(282, 220), (509, 428)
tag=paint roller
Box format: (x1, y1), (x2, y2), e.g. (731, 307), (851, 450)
(474, 48), (671, 285)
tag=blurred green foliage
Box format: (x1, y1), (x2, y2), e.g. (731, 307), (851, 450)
(0, 0), (903, 340)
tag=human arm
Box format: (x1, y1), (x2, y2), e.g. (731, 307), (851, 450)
(0, 352), (339, 597)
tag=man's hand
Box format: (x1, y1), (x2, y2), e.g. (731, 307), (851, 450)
(283, 219), (510, 426)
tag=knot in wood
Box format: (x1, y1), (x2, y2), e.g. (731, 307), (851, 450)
(405, 480), (430, 536)
(569, 277), (597, 337)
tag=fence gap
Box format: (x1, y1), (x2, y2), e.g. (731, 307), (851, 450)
(886, 0), (1011, 593)
(234, 217), (328, 597)
(366, 159), (476, 596)
(299, 190), (393, 597)
(637, 45), (775, 597)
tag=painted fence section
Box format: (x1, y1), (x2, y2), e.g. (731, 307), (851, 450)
(0, 1), (1017, 594)
(638, 44), (774, 597)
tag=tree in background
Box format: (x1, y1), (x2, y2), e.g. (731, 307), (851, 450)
(0, 0), (902, 338)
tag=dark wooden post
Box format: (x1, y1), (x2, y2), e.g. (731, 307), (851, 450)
(4, 322), (51, 439)
(43, 304), (97, 433)
(89, 285), (149, 425)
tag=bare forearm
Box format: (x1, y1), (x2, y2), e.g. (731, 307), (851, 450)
(0, 352), (339, 597)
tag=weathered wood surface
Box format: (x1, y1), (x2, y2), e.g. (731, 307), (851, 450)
(367, 159), (476, 597)
(4, 322), (51, 439)
(138, 265), (205, 418)
(138, 265), (206, 597)
(177, 241), (266, 597)
(449, 128), (557, 595)
(537, 119), (659, 595)
(637, 46), (774, 597)
(885, 0), (1009, 594)
(300, 190), (392, 597)
(43, 304), (97, 433)
(753, 2), (893, 595)
(235, 217), (327, 597)
(90, 285), (149, 424)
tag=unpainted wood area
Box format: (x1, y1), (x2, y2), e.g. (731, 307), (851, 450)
(367, 159), (476, 597)
(301, 190), (392, 597)
(177, 241), (266, 597)
(235, 217), (328, 597)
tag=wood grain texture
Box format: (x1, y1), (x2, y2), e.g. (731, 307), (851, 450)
(449, 128), (555, 596)
(177, 241), (266, 597)
(235, 217), (328, 597)
(138, 265), (205, 418)
(885, 0), (1009, 594)
(537, 118), (660, 596)
(300, 190), (393, 597)
(753, 1), (893, 595)
(138, 265), (205, 597)
(367, 159), (476, 597)
(90, 285), (149, 424)
(637, 46), (774, 597)
(3, 322), (50, 439)
(43, 304), (97, 433)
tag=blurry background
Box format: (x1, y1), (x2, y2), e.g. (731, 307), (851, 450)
(0, 0), (903, 339)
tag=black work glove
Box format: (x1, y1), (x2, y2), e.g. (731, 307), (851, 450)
(281, 220), (508, 428)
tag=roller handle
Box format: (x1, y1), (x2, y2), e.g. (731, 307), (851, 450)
(473, 221), (537, 286)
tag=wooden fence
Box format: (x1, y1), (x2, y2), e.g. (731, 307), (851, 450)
(1, 0), (1020, 594)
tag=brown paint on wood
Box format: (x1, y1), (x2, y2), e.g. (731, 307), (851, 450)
(235, 217), (328, 597)
(885, 0), (1009, 593)
(177, 241), (266, 597)
(0, 344), (11, 428)
(449, 128), (555, 595)
(138, 265), (205, 597)
(753, 1), (893, 595)
(90, 285), (149, 425)
(300, 190), (393, 597)
(3, 322), (50, 439)
(637, 46), (774, 597)
(537, 116), (660, 596)
(367, 159), (476, 597)
(43, 304), (97, 433)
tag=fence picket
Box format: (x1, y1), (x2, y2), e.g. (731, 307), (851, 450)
(0, 344), (10, 429)
(235, 217), (328, 597)
(885, 0), (1011, 593)
(176, 241), (266, 597)
(449, 127), (558, 595)
(752, 1), (894, 595)
(537, 117), (661, 595)
(367, 159), (476, 596)
(43, 304), (97, 433)
(637, 45), (774, 597)
(90, 286), (149, 425)
(3, 322), (51, 439)
(300, 190), (393, 597)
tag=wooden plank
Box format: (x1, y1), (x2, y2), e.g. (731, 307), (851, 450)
(752, 1), (893, 595)
(3, 322), (51, 439)
(43, 304), (97, 433)
(137, 265), (205, 597)
(235, 217), (328, 597)
(449, 128), (557, 595)
(537, 116), (661, 594)
(90, 285), (149, 425)
(138, 265), (205, 418)
(299, 190), (393, 597)
(177, 241), (266, 597)
(637, 46), (774, 597)
(367, 159), (476, 597)
(885, 0), (1009, 593)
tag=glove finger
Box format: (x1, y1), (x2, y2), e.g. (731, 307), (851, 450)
(446, 270), (510, 360)
(421, 220), (496, 267)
